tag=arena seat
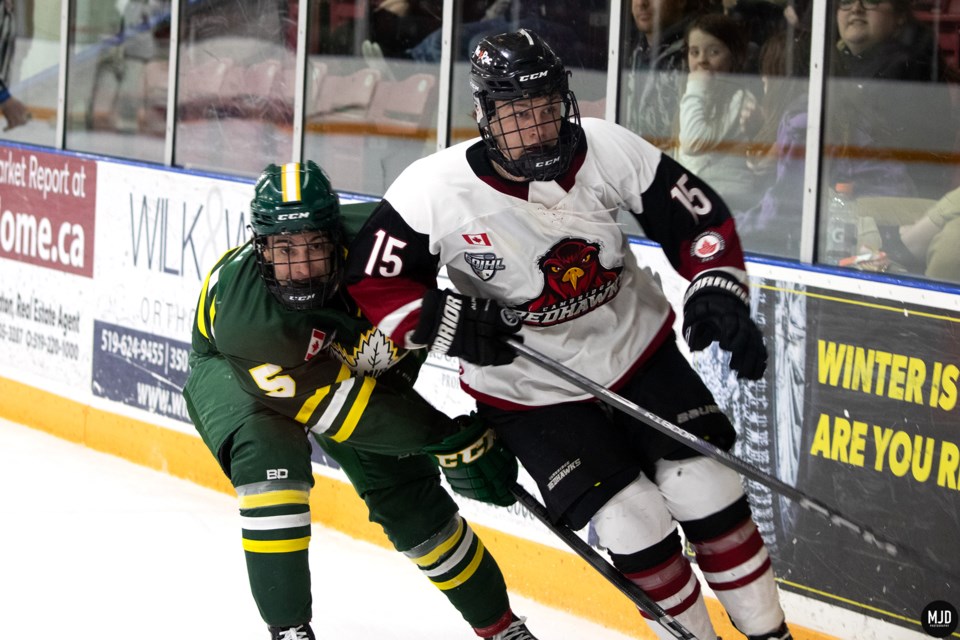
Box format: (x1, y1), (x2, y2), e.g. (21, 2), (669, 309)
(365, 72), (437, 134)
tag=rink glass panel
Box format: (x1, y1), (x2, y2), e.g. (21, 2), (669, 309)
(298, 0), (441, 196)
(173, 0), (296, 177)
(0, 0), (62, 149)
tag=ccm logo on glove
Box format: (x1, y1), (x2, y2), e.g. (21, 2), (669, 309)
(435, 429), (496, 467)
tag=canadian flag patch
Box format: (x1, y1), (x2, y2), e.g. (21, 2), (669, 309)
(462, 233), (491, 246)
(305, 329), (328, 361)
(691, 232), (725, 260)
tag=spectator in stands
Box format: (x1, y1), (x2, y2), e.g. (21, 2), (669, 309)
(0, 0), (30, 131)
(677, 13), (759, 212)
(833, 0), (933, 80)
(899, 186), (960, 281)
(369, 0), (443, 58)
(828, 0), (955, 198)
(407, 1), (582, 66)
(623, 0), (711, 150)
(735, 26), (918, 258)
(722, 0), (788, 71)
(854, 185), (960, 281)
(744, 27), (808, 190)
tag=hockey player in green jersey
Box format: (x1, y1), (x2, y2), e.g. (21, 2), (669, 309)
(183, 161), (539, 640)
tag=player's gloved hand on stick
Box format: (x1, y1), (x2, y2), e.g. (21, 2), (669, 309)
(411, 289), (521, 366)
(424, 413), (518, 507)
(682, 272), (767, 380)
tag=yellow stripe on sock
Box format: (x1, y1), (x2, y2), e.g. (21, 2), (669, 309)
(413, 518), (465, 568)
(432, 540), (486, 591)
(239, 490), (309, 509)
(242, 536), (311, 554)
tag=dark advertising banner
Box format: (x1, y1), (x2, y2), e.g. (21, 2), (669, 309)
(696, 278), (959, 634)
(91, 320), (191, 423)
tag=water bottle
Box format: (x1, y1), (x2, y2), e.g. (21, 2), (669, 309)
(824, 183), (857, 265)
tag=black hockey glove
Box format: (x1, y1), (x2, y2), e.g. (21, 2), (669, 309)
(682, 272), (767, 380)
(410, 289), (521, 366)
(424, 414), (518, 507)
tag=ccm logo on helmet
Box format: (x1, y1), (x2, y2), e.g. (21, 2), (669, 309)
(277, 212), (311, 221)
(519, 71), (549, 82)
(534, 157), (560, 168)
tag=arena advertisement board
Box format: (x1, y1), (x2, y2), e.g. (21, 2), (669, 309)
(0, 148), (96, 277)
(785, 284), (957, 628)
(91, 319), (192, 423)
(0, 147), (96, 387)
(0, 264), (90, 387)
(691, 273), (960, 633)
(90, 163), (251, 428)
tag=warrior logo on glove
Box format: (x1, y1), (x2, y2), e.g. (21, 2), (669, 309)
(412, 289), (522, 366)
(682, 271), (768, 380)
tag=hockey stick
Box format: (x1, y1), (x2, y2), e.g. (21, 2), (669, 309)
(505, 338), (960, 582)
(510, 483), (699, 640)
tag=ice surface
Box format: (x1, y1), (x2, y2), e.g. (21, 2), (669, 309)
(0, 418), (638, 640)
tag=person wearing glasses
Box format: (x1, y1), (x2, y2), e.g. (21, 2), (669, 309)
(829, 0), (955, 200)
(834, 0), (933, 80)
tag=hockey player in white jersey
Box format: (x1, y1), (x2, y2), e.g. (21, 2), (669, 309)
(345, 29), (792, 640)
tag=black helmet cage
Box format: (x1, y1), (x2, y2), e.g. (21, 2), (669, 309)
(249, 161), (346, 311)
(253, 227), (345, 311)
(470, 29), (581, 181)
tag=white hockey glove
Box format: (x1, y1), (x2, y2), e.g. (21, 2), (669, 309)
(682, 272), (767, 380)
(411, 289), (522, 366)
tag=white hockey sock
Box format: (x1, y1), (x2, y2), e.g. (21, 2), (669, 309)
(625, 550), (718, 640)
(692, 519), (785, 636)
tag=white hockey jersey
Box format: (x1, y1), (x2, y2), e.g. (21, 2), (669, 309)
(346, 117), (749, 409)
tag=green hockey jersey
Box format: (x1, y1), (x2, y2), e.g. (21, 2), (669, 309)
(189, 203), (419, 435)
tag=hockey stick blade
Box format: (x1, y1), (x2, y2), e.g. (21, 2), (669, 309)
(506, 338), (960, 583)
(510, 483), (699, 640)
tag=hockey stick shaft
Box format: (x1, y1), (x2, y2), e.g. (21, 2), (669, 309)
(506, 339), (959, 582)
(510, 483), (699, 640)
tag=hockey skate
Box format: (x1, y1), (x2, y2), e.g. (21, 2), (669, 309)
(748, 622), (792, 640)
(268, 623), (315, 640)
(488, 616), (538, 640)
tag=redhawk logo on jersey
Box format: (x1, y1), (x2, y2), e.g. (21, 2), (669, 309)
(515, 238), (622, 327)
(462, 233), (491, 246)
(304, 329), (328, 361)
(691, 232), (725, 261)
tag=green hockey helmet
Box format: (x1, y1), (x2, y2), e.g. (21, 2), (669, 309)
(250, 161), (345, 310)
